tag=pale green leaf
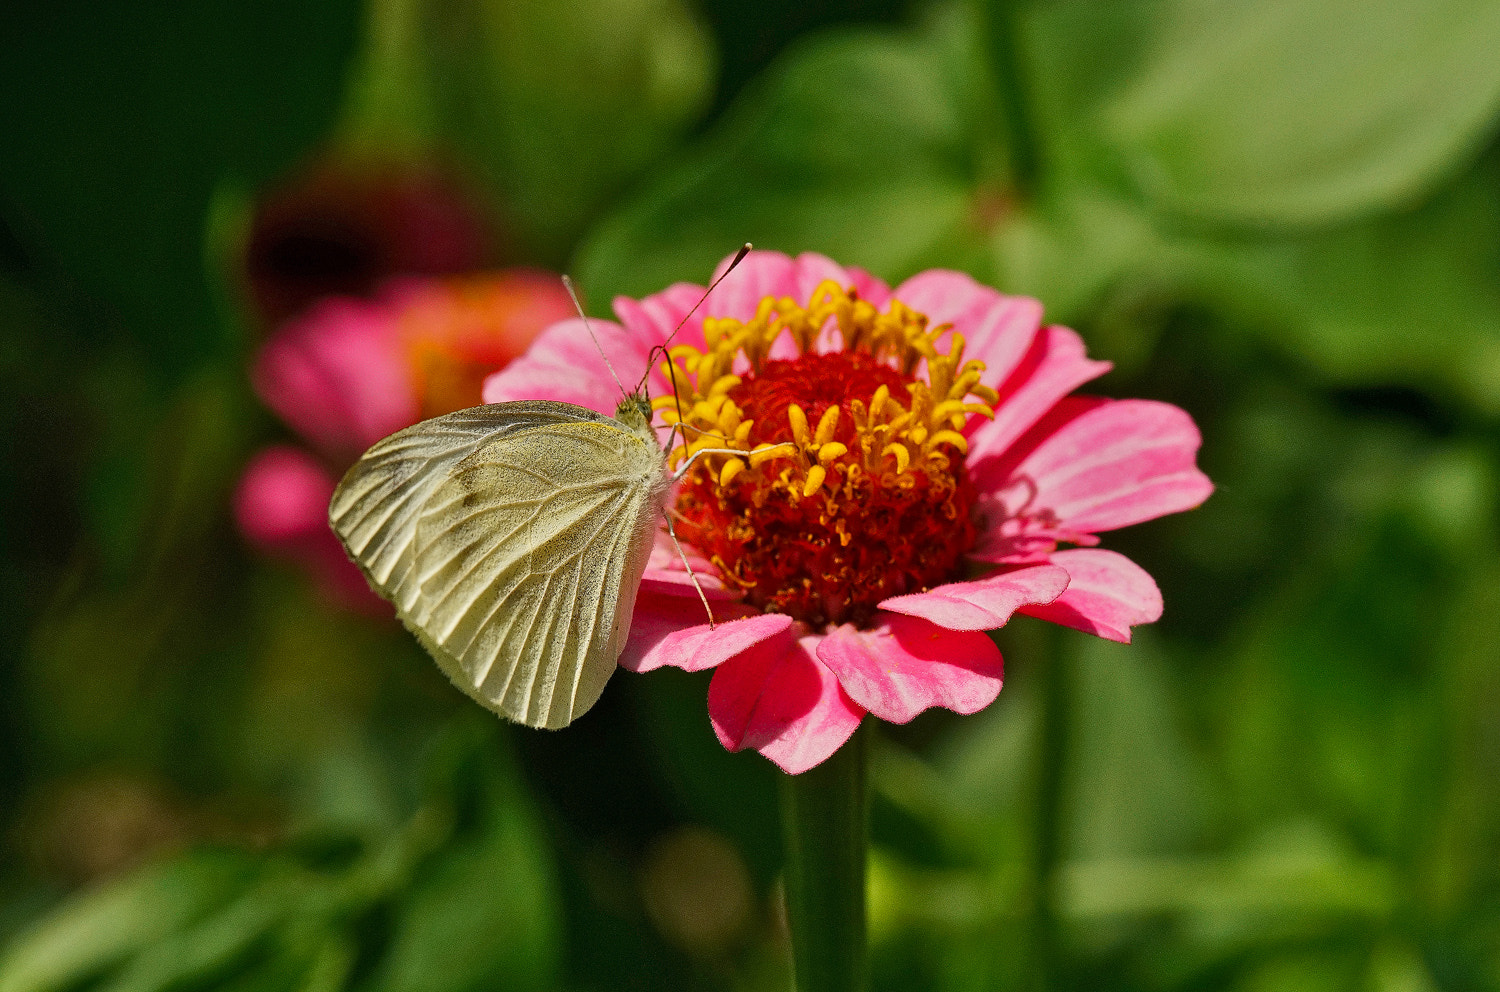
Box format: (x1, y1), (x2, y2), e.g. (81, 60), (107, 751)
(0, 851), (257, 992)
(1100, 0), (1500, 225)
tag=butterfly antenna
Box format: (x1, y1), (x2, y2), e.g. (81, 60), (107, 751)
(635, 243), (752, 400)
(563, 275), (629, 398)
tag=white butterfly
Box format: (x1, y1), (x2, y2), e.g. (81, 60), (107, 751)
(329, 395), (670, 729)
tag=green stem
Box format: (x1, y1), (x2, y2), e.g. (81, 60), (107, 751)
(780, 722), (868, 992)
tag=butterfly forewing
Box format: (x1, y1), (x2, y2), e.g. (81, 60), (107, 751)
(329, 401), (668, 729)
(330, 403), (614, 611)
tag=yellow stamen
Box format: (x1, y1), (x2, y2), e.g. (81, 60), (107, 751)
(814, 406), (841, 446)
(788, 404), (811, 446)
(655, 282), (999, 509)
(927, 430), (968, 454)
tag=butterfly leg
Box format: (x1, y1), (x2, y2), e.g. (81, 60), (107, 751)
(664, 513), (716, 629)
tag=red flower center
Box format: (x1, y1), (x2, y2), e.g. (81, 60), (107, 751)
(656, 283), (1000, 630)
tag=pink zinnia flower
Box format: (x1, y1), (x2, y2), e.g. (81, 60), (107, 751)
(484, 251), (1212, 773)
(235, 271), (575, 609)
(245, 157), (492, 326)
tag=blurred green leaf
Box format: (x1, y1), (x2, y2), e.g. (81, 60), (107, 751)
(1364, 941), (1440, 992)
(1230, 949), (1364, 992)
(1064, 634), (1217, 860)
(990, 144), (1500, 415)
(97, 867), (317, 992)
(1191, 150), (1500, 416)
(575, 5), (997, 300)
(340, 0), (714, 261)
(0, 850), (258, 992)
(363, 720), (561, 992)
(1096, 0), (1500, 226)
(1060, 822), (1397, 926)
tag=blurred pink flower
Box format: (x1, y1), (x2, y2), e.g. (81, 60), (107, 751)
(245, 158), (493, 326)
(484, 250), (1212, 773)
(237, 271), (575, 608)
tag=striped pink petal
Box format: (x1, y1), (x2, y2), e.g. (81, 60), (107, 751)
(967, 326), (1113, 457)
(973, 397), (1214, 534)
(879, 562), (1070, 631)
(481, 317), (652, 417)
(702, 251), (858, 327)
(817, 614), (1004, 724)
(844, 266), (893, 308)
(890, 270), (1044, 393)
(622, 604), (795, 673)
(1020, 549), (1162, 643)
(612, 282), (715, 356)
(708, 634), (866, 774)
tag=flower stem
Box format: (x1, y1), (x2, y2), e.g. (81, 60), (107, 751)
(780, 722), (868, 992)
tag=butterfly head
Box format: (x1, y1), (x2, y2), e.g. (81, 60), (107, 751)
(615, 391), (654, 434)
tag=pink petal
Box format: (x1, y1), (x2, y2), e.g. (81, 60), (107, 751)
(611, 256), (894, 363)
(817, 614), (1005, 724)
(708, 635), (866, 775)
(1019, 549), (1162, 643)
(966, 326), (1113, 457)
(639, 528), (732, 597)
(234, 446), (389, 615)
(622, 601), (795, 673)
(253, 297), (417, 459)
(879, 563), (1070, 631)
(890, 270), (1044, 393)
(844, 266), (893, 308)
(234, 446), (337, 546)
(703, 251), (858, 327)
(965, 508), (1101, 564)
(480, 316), (653, 416)
(973, 397), (1214, 534)
(613, 282), (717, 358)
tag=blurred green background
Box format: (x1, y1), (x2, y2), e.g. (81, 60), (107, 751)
(3, 0), (1499, 990)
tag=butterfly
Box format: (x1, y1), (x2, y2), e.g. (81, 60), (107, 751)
(329, 394), (669, 728)
(328, 247), (752, 729)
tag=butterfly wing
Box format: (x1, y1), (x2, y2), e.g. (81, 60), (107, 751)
(330, 402), (612, 614)
(330, 401), (669, 729)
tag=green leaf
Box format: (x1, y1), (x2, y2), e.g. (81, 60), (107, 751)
(0, 850), (259, 992)
(363, 722), (561, 992)
(574, 6), (996, 300)
(1063, 633), (1216, 860)
(339, 0), (715, 260)
(1097, 0), (1500, 226)
(1191, 149), (1500, 415)
(986, 145), (1500, 414)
